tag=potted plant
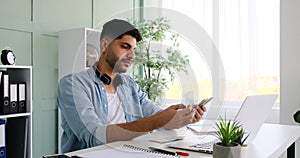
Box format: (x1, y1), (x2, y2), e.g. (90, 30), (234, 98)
(233, 125), (249, 158)
(213, 117), (249, 158)
(129, 17), (190, 104)
(234, 127), (249, 147)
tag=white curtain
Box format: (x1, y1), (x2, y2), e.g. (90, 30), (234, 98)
(219, 0), (280, 103)
(160, 0), (280, 109)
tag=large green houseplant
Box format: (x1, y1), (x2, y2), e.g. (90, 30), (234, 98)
(129, 17), (189, 104)
(213, 117), (249, 158)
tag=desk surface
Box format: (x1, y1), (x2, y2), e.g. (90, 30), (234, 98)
(67, 123), (300, 158)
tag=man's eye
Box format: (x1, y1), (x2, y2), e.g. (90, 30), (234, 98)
(121, 45), (128, 49)
(121, 45), (130, 49)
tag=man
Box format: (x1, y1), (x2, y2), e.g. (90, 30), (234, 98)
(57, 19), (206, 153)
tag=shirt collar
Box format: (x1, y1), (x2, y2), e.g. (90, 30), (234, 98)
(85, 62), (102, 84)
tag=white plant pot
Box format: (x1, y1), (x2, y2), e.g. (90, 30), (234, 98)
(213, 142), (241, 158)
(240, 146), (248, 158)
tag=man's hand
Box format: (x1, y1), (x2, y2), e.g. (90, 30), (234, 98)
(191, 104), (207, 123)
(162, 104), (206, 129)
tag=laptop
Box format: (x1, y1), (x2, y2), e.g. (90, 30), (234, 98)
(167, 94), (278, 154)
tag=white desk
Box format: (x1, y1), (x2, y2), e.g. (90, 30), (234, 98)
(67, 123), (300, 158)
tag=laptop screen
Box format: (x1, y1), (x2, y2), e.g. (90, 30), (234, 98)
(234, 94), (278, 144)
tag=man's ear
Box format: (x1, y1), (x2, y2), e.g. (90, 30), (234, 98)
(100, 38), (109, 51)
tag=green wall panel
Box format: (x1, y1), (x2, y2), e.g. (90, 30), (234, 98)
(94, 0), (135, 29)
(32, 34), (58, 157)
(33, 34), (58, 100)
(34, 0), (92, 34)
(33, 108), (58, 158)
(0, 29), (32, 65)
(0, 0), (32, 22)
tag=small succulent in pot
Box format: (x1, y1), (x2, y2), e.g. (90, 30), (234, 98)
(213, 117), (249, 158)
(214, 116), (249, 146)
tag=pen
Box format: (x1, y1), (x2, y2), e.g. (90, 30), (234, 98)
(175, 151), (190, 157)
(149, 147), (189, 157)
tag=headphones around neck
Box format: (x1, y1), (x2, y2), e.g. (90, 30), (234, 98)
(100, 74), (111, 85)
(95, 69), (111, 85)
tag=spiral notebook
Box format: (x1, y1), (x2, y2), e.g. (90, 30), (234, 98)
(77, 144), (179, 158)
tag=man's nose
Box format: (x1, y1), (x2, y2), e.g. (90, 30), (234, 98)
(127, 49), (135, 59)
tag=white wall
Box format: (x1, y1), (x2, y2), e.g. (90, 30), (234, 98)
(280, 0), (300, 157)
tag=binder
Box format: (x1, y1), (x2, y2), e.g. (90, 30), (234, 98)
(17, 82), (26, 113)
(9, 84), (18, 114)
(0, 119), (6, 158)
(0, 71), (10, 115)
(6, 117), (28, 158)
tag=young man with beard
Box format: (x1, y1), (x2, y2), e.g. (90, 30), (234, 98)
(57, 19), (206, 153)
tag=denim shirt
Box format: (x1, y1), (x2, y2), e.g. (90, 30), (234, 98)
(57, 63), (162, 153)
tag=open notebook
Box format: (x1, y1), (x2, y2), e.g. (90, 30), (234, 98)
(167, 94), (278, 154)
(77, 144), (180, 158)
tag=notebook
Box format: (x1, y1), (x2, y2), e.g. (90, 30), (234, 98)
(77, 144), (180, 158)
(167, 94), (278, 154)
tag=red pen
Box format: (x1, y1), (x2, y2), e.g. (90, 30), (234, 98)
(176, 151), (190, 157)
(149, 147), (190, 157)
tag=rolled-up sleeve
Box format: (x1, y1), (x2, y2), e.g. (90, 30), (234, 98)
(57, 74), (107, 152)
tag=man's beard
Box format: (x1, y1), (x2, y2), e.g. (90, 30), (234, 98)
(105, 51), (126, 73)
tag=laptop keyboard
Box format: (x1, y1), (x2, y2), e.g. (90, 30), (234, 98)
(167, 135), (219, 154)
(190, 138), (219, 150)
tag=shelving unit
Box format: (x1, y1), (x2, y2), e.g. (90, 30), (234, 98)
(58, 28), (101, 153)
(58, 28), (101, 78)
(0, 65), (32, 158)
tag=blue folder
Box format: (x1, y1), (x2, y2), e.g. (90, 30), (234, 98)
(0, 119), (6, 158)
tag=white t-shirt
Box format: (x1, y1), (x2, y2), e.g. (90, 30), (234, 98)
(106, 93), (126, 124)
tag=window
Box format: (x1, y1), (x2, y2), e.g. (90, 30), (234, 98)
(142, 0), (279, 119)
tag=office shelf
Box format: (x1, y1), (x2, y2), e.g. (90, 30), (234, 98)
(58, 28), (101, 78)
(0, 65), (32, 158)
(0, 112), (31, 119)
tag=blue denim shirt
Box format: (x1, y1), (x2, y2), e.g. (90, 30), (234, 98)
(57, 63), (162, 153)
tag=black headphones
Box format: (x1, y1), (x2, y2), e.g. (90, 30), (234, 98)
(95, 69), (111, 85)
